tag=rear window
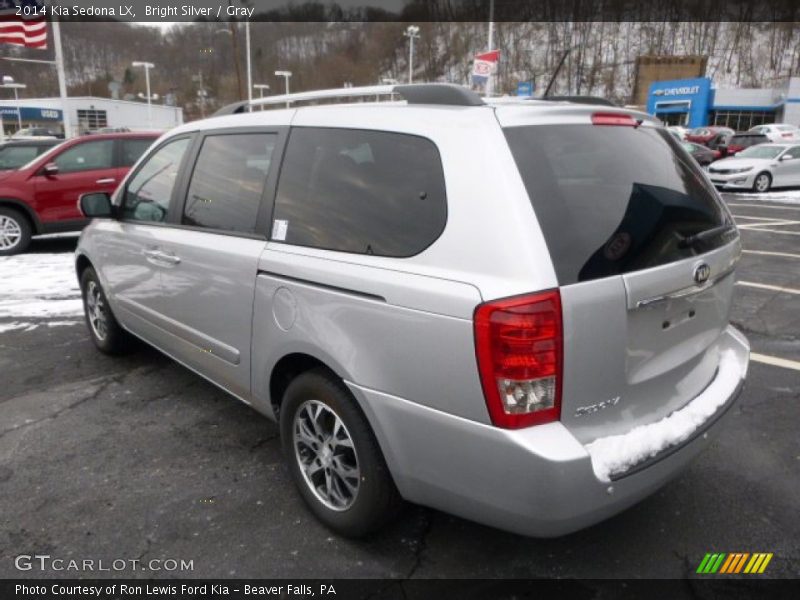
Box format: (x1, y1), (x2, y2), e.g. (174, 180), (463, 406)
(730, 134), (767, 146)
(504, 124), (734, 285)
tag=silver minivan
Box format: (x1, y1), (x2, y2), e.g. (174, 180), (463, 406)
(76, 84), (749, 537)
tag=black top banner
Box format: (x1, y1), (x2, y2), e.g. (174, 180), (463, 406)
(2, 0), (799, 22)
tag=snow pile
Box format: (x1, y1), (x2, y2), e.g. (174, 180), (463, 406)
(729, 190), (800, 206)
(0, 253), (83, 330)
(585, 349), (744, 482)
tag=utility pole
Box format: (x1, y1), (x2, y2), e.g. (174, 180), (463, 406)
(245, 21), (252, 110)
(227, 0), (244, 101)
(404, 25), (420, 84)
(486, 0), (495, 96)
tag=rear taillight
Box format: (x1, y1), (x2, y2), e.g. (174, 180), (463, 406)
(591, 113), (637, 127)
(474, 290), (563, 429)
(781, 132), (792, 138)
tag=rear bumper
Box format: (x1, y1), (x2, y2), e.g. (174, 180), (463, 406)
(348, 325), (749, 537)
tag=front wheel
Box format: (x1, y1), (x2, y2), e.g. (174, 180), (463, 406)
(753, 172), (772, 193)
(280, 369), (402, 537)
(0, 207), (32, 256)
(80, 267), (134, 355)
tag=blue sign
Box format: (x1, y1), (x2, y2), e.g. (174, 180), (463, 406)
(517, 81), (534, 97)
(647, 77), (713, 128)
(0, 106), (62, 121)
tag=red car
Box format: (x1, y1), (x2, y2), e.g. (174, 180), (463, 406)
(685, 126), (735, 146)
(0, 132), (158, 255)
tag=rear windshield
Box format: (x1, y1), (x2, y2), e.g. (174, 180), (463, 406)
(504, 124), (734, 285)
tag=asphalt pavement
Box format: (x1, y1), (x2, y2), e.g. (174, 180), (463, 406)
(0, 195), (798, 581)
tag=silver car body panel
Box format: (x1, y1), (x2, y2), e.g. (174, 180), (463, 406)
(76, 98), (750, 537)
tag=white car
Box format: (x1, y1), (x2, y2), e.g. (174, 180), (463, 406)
(667, 125), (689, 140)
(747, 124), (800, 142)
(707, 143), (800, 192)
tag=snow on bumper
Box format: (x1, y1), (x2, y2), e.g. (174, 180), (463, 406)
(586, 346), (748, 483)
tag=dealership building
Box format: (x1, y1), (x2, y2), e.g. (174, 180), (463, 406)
(646, 76), (800, 130)
(0, 96), (182, 137)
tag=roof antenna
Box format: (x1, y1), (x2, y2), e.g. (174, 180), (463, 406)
(543, 46), (573, 98)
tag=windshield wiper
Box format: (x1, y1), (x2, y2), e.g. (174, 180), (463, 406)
(678, 224), (737, 249)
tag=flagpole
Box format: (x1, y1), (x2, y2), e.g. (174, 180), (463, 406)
(486, 0), (495, 97)
(51, 16), (71, 138)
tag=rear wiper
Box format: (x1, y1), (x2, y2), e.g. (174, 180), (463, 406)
(678, 224), (736, 249)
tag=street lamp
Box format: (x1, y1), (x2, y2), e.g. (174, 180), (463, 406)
(275, 71), (292, 108)
(404, 25), (420, 84)
(1, 76), (26, 131)
(132, 61), (155, 128)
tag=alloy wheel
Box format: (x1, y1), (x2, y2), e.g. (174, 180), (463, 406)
(293, 399), (361, 511)
(0, 215), (22, 250)
(85, 280), (109, 341)
(755, 174), (770, 193)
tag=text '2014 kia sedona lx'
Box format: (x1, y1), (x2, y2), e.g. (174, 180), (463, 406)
(75, 84), (749, 538)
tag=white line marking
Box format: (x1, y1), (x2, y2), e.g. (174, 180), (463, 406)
(750, 353), (800, 372)
(727, 203), (800, 211)
(742, 250), (800, 260)
(731, 214), (796, 222)
(739, 227), (800, 236)
(736, 281), (800, 295)
(738, 220), (800, 229)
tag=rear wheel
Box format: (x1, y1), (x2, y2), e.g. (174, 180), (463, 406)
(753, 172), (772, 193)
(80, 267), (134, 355)
(0, 207), (32, 256)
(280, 369), (402, 537)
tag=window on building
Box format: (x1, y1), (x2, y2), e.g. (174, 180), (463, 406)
(712, 110), (777, 132)
(272, 127), (447, 257)
(77, 109), (108, 131)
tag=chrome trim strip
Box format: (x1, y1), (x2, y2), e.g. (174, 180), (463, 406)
(635, 265), (736, 309)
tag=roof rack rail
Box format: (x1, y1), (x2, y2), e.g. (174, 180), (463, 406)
(212, 83), (484, 116)
(540, 95), (616, 107)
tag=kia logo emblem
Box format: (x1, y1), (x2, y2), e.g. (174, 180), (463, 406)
(694, 263), (711, 285)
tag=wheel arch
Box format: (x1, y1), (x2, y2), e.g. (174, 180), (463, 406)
(0, 198), (42, 234)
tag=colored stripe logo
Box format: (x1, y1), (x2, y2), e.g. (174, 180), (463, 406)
(697, 552), (773, 574)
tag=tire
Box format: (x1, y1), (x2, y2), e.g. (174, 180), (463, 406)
(280, 368), (402, 537)
(80, 267), (134, 355)
(0, 206), (32, 256)
(753, 172), (772, 193)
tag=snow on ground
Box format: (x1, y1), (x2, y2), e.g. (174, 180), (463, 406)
(727, 189), (800, 205)
(585, 349), (744, 482)
(0, 253), (83, 333)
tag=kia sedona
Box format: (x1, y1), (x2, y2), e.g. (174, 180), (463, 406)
(74, 83), (749, 538)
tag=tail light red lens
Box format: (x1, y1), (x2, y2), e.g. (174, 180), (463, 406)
(474, 290), (563, 429)
(591, 113), (637, 127)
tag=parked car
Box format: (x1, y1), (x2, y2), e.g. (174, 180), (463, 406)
(720, 132), (770, 157)
(0, 139), (60, 171)
(681, 141), (718, 166)
(748, 123), (800, 142)
(667, 125), (689, 140)
(707, 143), (800, 192)
(685, 126), (735, 146)
(75, 84), (749, 538)
(9, 127), (62, 140)
(0, 132), (158, 255)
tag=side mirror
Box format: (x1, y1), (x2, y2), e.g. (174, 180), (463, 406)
(779, 154), (793, 161)
(42, 162), (59, 176)
(79, 192), (113, 218)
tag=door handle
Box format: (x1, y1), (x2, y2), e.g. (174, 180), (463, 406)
(96, 178), (116, 185)
(143, 249), (181, 266)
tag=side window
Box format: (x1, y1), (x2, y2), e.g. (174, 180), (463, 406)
(120, 138), (155, 167)
(272, 127), (447, 257)
(785, 146), (800, 160)
(53, 140), (114, 173)
(123, 137), (191, 223)
(182, 133), (276, 235)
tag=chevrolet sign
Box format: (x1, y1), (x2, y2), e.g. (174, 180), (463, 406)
(653, 85), (701, 97)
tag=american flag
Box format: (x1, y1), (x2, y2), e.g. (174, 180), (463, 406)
(0, 1), (48, 50)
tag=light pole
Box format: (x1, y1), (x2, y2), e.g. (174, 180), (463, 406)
(275, 71), (292, 108)
(486, 0), (495, 96)
(245, 21), (252, 110)
(404, 25), (420, 84)
(132, 61), (155, 128)
(1, 77), (26, 131)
